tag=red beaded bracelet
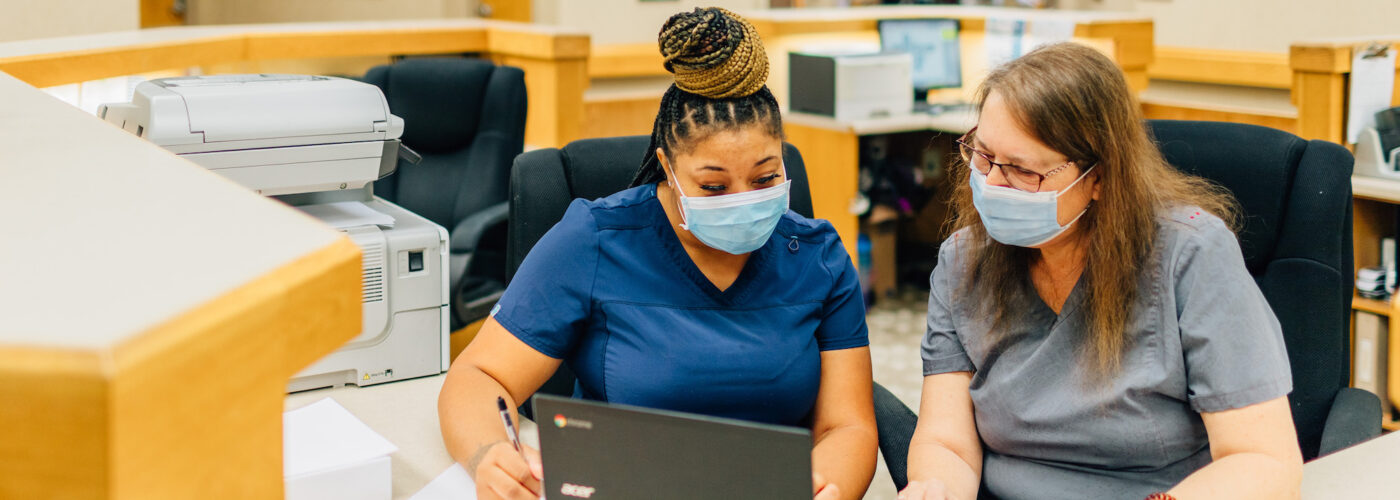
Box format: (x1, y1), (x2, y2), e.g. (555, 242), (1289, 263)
(1144, 494), (1177, 500)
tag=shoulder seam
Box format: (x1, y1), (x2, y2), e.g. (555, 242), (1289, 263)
(820, 230), (838, 302)
(587, 205), (600, 319)
(774, 214), (834, 243)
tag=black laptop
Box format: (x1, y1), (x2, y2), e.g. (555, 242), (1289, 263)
(532, 394), (813, 500)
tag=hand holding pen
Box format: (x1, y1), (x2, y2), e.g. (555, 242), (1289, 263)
(473, 396), (543, 500)
(499, 397), (523, 452)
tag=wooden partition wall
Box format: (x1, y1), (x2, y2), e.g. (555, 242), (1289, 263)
(1291, 37), (1400, 144)
(746, 6), (1154, 97)
(0, 19), (591, 148)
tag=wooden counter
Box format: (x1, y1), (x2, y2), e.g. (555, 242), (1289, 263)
(0, 19), (591, 148)
(0, 69), (361, 498)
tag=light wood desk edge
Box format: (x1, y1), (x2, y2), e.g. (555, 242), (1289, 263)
(0, 19), (592, 149)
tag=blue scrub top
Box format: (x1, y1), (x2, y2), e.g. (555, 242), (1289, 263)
(492, 183), (868, 427)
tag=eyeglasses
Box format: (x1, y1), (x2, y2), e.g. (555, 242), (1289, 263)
(956, 127), (1084, 193)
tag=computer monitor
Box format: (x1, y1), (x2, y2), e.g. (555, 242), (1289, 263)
(878, 18), (962, 103)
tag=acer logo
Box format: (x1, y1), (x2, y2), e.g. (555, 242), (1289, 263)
(561, 483), (597, 498)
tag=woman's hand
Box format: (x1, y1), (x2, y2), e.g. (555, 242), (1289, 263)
(472, 441), (543, 500)
(899, 479), (958, 500)
(813, 471), (842, 500)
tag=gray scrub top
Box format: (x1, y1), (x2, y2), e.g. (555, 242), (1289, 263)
(922, 207), (1292, 500)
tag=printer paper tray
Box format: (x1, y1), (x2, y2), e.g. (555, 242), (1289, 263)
(183, 141), (382, 196)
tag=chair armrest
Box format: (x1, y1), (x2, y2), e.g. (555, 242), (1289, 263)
(450, 202), (509, 254)
(1318, 387), (1383, 457)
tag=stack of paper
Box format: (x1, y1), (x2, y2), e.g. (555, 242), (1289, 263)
(296, 201), (396, 229)
(285, 398), (399, 500)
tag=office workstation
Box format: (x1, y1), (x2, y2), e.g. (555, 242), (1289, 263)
(1285, 35), (1400, 432)
(748, 6), (1152, 285)
(4, 1), (1400, 499)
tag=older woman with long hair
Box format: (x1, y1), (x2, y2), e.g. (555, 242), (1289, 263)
(894, 42), (1302, 500)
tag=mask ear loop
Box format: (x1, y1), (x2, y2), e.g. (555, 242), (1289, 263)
(1029, 166), (1097, 247)
(1053, 165), (1096, 198)
(660, 155), (691, 229)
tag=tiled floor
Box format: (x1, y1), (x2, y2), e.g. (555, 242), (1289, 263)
(864, 287), (932, 500)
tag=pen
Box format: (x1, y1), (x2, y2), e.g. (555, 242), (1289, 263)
(497, 396), (522, 453)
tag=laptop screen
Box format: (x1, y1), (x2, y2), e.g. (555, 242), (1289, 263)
(533, 395), (813, 500)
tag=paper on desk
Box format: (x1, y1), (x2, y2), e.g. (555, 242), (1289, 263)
(410, 463), (545, 500)
(1347, 45), (1397, 144)
(985, 18), (1027, 68)
(296, 201), (396, 229)
(284, 397), (399, 478)
(410, 463), (477, 500)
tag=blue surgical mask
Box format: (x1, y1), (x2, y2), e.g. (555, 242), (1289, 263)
(969, 166), (1095, 247)
(664, 163), (790, 255)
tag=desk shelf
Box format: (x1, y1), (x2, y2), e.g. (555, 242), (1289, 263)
(1352, 295), (1391, 316)
(1353, 175), (1400, 204)
(1344, 183), (1400, 437)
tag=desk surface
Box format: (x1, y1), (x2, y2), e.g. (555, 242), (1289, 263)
(286, 375), (457, 500)
(1300, 430), (1400, 497)
(785, 108), (978, 136)
(299, 373), (1400, 500)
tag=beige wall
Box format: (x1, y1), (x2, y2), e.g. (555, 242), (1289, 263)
(1065, 0), (1400, 52)
(533, 0), (767, 45)
(187, 0), (478, 25)
(1, 0), (138, 42)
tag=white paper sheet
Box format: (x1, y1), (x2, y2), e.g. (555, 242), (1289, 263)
(296, 201), (396, 229)
(985, 18), (1027, 68)
(284, 397), (399, 478)
(1027, 19), (1075, 52)
(409, 464), (478, 500)
(1347, 45), (1397, 144)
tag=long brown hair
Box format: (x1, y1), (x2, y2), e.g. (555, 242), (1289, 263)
(949, 42), (1238, 378)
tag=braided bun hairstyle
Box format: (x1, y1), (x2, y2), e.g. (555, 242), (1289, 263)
(630, 7), (784, 187)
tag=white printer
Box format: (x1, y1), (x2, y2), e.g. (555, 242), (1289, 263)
(789, 50), (914, 121)
(100, 74), (450, 392)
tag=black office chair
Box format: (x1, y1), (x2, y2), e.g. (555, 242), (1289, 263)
(505, 135), (824, 416)
(1148, 119), (1380, 459)
(363, 57), (527, 329)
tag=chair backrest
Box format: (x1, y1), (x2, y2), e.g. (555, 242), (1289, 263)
(1148, 119), (1355, 459)
(363, 57), (527, 230)
(506, 135), (816, 281)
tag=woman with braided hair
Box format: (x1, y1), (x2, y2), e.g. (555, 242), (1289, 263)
(438, 7), (877, 500)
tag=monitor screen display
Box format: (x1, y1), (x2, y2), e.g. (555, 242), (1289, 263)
(878, 18), (962, 92)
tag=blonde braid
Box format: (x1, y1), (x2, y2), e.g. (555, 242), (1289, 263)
(658, 7), (769, 99)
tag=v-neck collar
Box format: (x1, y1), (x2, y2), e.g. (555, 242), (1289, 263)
(1036, 271), (1086, 327)
(646, 184), (771, 304)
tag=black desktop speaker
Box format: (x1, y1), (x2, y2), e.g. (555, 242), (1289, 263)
(789, 52), (837, 117)
(1376, 106), (1400, 157)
